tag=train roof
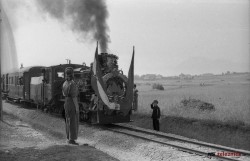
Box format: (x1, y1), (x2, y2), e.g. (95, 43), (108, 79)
(74, 66), (91, 72)
(19, 66), (45, 73)
(2, 66), (45, 75)
(49, 64), (83, 68)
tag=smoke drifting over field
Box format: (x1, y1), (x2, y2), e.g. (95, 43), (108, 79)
(36, 0), (110, 52)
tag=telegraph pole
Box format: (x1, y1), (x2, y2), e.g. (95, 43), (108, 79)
(0, 4), (2, 121)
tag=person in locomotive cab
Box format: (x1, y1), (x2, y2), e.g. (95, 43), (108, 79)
(151, 100), (161, 131)
(133, 84), (138, 111)
(62, 67), (79, 145)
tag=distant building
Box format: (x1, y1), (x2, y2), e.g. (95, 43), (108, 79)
(155, 74), (163, 79)
(134, 75), (141, 80)
(179, 73), (194, 79)
(200, 73), (214, 77)
(141, 74), (156, 80)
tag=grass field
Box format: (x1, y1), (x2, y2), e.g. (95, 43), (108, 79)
(135, 73), (250, 126)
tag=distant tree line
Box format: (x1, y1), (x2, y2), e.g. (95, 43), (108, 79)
(135, 71), (249, 80)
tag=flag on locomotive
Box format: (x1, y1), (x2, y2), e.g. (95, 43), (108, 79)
(90, 45), (118, 110)
(89, 44), (135, 118)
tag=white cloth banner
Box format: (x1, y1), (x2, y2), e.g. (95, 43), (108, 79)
(31, 76), (43, 85)
(97, 80), (116, 110)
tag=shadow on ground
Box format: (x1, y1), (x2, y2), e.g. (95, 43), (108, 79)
(0, 144), (118, 161)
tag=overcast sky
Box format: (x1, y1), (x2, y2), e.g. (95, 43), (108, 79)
(1, 0), (249, 76)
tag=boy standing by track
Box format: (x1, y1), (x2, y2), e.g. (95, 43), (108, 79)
(151, 100), (161, 131)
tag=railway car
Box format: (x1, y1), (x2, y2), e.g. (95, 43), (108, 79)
(2, 64), (83, 109)
(40, 64), (83, 113)
(3, 66), (45, 103)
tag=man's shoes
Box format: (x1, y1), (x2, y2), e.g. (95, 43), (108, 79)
(68, 140), (79, 145)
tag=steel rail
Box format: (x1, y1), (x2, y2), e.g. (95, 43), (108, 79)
(108, 124), (250, 161)
(114, 123), (250, 156)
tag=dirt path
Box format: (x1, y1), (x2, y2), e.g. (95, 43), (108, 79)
(0, 113), (118, 161)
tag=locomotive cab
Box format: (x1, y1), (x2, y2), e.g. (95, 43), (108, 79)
(41, 64), (83, 113)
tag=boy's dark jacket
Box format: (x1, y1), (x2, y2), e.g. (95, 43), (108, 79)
(151, 104), (161, 119)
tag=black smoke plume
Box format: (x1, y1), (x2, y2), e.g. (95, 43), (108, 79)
(36, 0), (110, 52)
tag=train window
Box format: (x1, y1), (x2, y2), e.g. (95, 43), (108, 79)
(16, 76), (19, 85)
(74, 73), (81, 79)
(19, 77), (23, 85)
(57, 72), (64, 79)
(15, 76), (17, 85)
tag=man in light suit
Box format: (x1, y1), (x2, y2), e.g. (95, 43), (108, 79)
(62, 67), (79, 145)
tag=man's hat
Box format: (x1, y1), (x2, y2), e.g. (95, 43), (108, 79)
(153, 100), (158, 104)
(65, 67), (73, 77)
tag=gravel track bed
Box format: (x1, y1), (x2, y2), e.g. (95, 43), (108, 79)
(3, 102), (219, 161)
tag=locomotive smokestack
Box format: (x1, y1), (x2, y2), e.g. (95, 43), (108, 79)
(36, 0), (110, 52)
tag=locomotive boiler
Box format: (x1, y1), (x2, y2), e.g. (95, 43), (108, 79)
(73, 46), (135, 124)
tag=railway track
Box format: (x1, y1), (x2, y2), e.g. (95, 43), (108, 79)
(107, 123), (250, 161)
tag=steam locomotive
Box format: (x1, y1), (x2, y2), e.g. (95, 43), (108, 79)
(1, 48), (135, 124)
